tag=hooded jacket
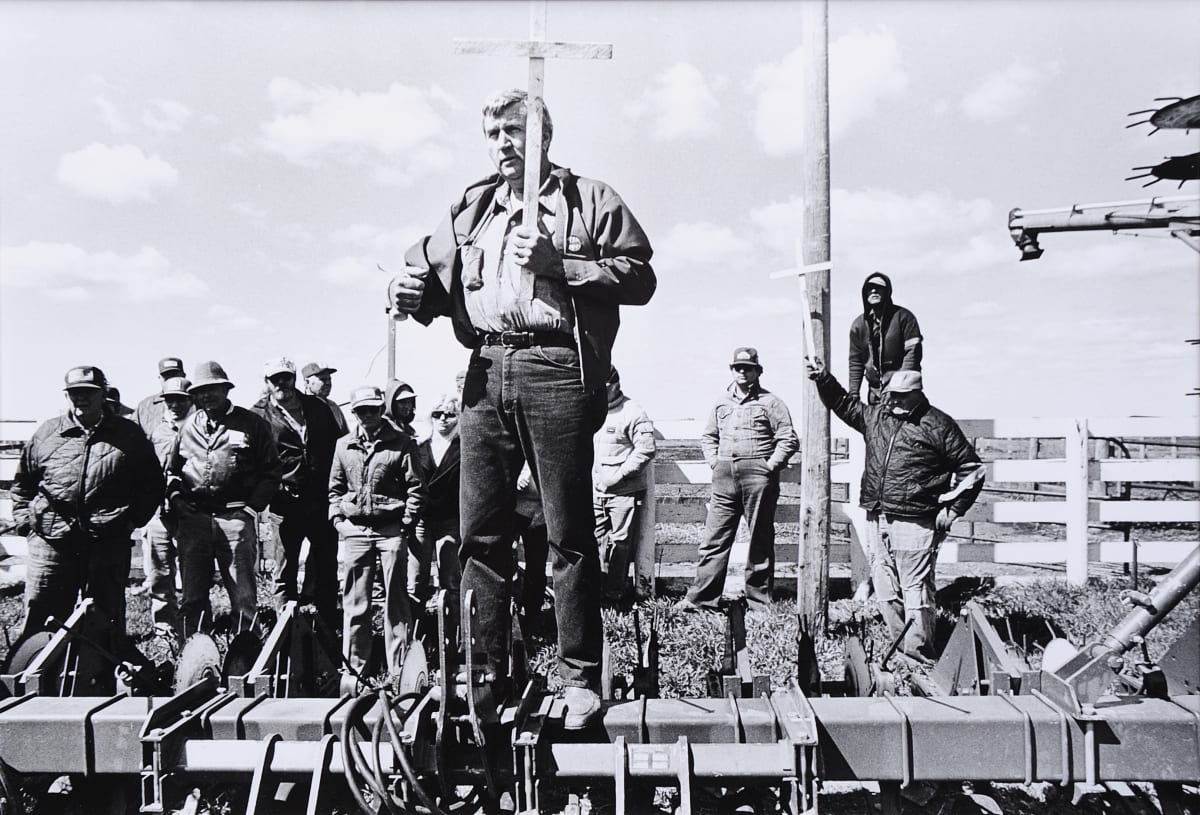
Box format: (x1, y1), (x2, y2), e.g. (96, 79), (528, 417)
(848, 272), (922, 402)
(403, 166), (656, 389)
(813, 369), (984, 519)
(384, 379), (418, 441)
(252, 392), (345, 509)
(593, 392), (656, 496)
(12, 413), (164, 540)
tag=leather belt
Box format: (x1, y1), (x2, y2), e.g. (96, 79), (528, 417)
(478, 330), (574, 349)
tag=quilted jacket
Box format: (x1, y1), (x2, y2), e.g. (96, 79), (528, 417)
(11, 413), (164, 540)
(329, 421), (426, 529)
(814, 370), (984, 518)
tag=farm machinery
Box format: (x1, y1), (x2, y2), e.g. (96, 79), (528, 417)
(0, 549), (1196, 815)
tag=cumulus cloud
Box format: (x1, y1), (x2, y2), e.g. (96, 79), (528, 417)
(259, 79), (454, 182)
(231, 201), (268, 219)
(961, 61), (1040, 122)
(142, 99), (192, 134)
(56, 143), (178, 204)
(749, 27), (908, 155)
(623, 62), (720, 141)
(0, 242), (207, 301)
(92, 96), (131, 133)
(320, 223), (426, 288)
(670, 294), (801, 323)
(204, 303), (262, 332)
(319, 255), (395, 291)
(654, 221), (755, 274)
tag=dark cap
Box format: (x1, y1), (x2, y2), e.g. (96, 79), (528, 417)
(729, 347), (762, 369)
(64, 365), (107, 391)
(158, 357), (185, 377)
(301, 362), (337, 379)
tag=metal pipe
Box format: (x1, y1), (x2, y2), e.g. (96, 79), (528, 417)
(1100, 545), (1200, 656)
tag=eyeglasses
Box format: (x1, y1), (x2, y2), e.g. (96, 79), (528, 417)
(731, 365), (758, 372)
(431, 411), (458, 419)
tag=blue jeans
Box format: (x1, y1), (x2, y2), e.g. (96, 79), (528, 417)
(865, 512), (945, 658)
(687, 458), (780, 611)
(142, 514), (180, 635)
(339, 523), (409, 675)
(21, 531), (132, 640)
(270, 499), (340, 633)
(459, 343), (607, 690)
(176, 506), (259, 633)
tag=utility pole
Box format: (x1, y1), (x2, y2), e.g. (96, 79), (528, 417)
(799, 0), (831, 632)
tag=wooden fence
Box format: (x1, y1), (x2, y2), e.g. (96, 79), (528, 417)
(2, 416), (1198, 589)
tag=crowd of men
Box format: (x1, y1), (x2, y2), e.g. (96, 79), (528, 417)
(9, 86), (985, 729)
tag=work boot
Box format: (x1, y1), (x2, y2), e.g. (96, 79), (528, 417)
(562, 686), (602, 730)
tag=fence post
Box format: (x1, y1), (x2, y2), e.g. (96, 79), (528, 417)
(1065, 417), (1090, 585)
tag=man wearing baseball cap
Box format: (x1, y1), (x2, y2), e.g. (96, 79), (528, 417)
(136, 356), (190, 433)
(166, 361), (282, 633)
(675, 348), (798, 614)
(253, 357), (345, 631)
(807, 361), (984, 659)
(134, 376), (194, 636)
(302, 361), (348, 435)
(10, 366), (164, 640)
(330, 385), (426, 687)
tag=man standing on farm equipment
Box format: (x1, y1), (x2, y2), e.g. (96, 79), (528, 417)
(674, 347), (798, 614)
(254, 357), (345, 633)
(807, 362), (985, 659)
(11, 365), (164, 639)
(386, 88), (656, 729)
(848, 273), (923, 405)
(592, 365), (656, 603)
(166, 361), (281, 634)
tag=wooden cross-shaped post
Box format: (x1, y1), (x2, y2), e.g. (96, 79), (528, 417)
(455, 0), (612, 227)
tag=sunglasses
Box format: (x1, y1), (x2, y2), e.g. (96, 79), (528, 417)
(431, 411), (458, 419)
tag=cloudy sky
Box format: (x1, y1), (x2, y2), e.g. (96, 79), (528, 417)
(1, 0), (1197, 431)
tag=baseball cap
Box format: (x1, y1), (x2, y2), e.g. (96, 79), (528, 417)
(161, 377), (192, 397)
(263, 357), (296, 378)
(64, 365), (107, 391)
(883, 370), (923, 393)
(301, 362), (337, 379)
(349, 385), (386, 409)
(729, 347), (762, 369)
(158, 357), (185, 377)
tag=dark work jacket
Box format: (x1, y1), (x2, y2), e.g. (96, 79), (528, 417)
(252, 393), (345, 511)
(404, 165), (656, 389)
(12, 413), (164, 540)
(848, 272), (922, 402)
(414, 434), (461, 524)
(814, 370), (984, 519)
(166, 405), (281, 512)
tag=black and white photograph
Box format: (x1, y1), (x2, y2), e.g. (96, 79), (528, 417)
(0, 1), (1197, 813)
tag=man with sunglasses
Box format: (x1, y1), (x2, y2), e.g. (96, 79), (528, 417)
(330, 385), (426, 685)
(675, 348), (798, 614)
(414, 395), (463, 608)
(848, 272), (923, 405)
(806, 361), (984, 660)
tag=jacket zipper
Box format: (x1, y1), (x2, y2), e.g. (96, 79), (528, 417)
(877, 415), (904, 511)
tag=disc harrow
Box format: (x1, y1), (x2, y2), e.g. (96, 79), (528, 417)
(0, 553), (1195, 815)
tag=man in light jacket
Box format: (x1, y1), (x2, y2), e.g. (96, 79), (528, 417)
(592, 366), (656, 603)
